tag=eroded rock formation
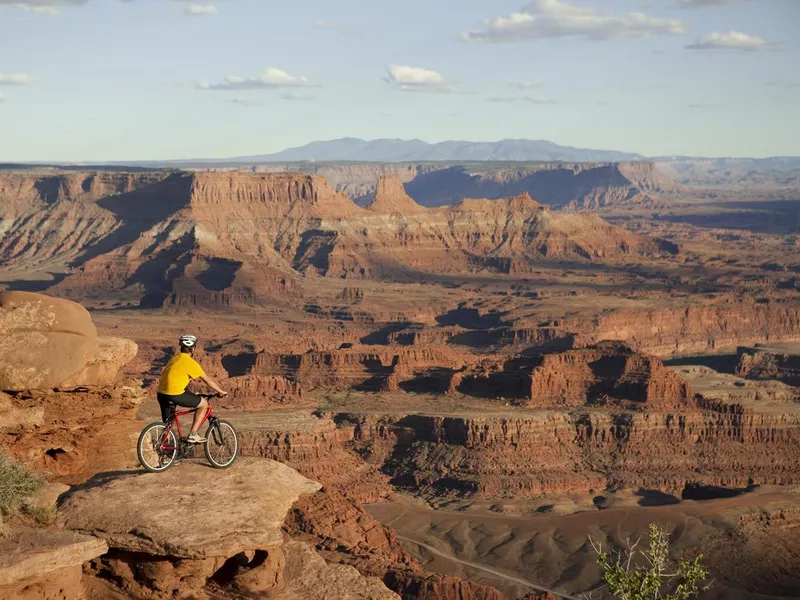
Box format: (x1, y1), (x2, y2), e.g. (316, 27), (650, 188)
(344, 406), (800, 499)
(368, 176), (428, 214)
(0, 171), (676, 309)
(252, 161), (676, 210)
(0, 530), (108, 600)
(736, 345), (800, 386)
(61, 458), (399, 599)
(0, 291), (137, 391)
(1, 383), (146, 481)
(524, 341), (693, 409)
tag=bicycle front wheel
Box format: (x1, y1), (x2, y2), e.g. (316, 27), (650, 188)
(204, 419), (239, 469)
(137, 422), (178, 473)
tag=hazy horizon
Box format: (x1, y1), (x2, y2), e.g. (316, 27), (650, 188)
(1, 0), (797, 162)
(7, 136), (800, 165)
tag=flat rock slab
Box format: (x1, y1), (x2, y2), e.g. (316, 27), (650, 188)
(0, 529), (108, 587)
(61, 457), (321, 559)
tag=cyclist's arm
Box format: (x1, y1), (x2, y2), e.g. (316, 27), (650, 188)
(198, 374), (227, 396)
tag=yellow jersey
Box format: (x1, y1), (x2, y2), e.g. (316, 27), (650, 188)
(158, 353), (205, 395)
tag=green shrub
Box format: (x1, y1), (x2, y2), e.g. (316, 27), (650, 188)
(591, 523), (710, 600)
(0, 450), (43, 515)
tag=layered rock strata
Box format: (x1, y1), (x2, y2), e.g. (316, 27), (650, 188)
(344, 406), (800, 499)
(0, 530), (108, 600)
(0, 171), (676, 308)
(524, 341), (693, 409)
(256, 161), (676, 209)
(736, 345), (800, 386)
(61, 458), (399, 599)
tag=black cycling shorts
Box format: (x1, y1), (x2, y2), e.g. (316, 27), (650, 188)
(157, 392), (202, 422)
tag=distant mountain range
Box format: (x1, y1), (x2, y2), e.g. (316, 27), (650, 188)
(218, 138), (646, 164)
(8, 138), (798, 169)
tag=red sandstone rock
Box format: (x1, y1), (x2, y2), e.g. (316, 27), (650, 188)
(385, 571), (510, 600)
(61, 336), (139, 388)
(349, 407), (800, 499)
(368, 176), (428, 214)
(0, 292), (138, 392)
(2, 382), (146, 481)
(0, 530), (108, 600)
(736, 346), (800, 386)
(525, 341), (693, 409)
(0, 292), (98, 391)
(1, 171), (676, 309)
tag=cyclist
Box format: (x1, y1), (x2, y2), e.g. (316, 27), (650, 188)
(157, 334), (227, 444)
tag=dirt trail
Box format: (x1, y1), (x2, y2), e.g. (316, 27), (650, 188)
(397, 535), (581, 600)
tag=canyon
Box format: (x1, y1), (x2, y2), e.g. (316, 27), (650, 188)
(1, 162), (800, 599)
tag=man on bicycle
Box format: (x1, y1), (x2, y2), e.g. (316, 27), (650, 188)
(157, 334), (227, 444)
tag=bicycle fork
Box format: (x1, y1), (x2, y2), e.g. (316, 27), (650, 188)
(206, 416), (223, 446)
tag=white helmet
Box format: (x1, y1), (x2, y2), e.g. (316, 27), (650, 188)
(179, 334), (198, 348)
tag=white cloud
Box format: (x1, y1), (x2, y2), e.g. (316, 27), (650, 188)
(0, 0), (86, 16)
(312, 20), (338, 30)
(488, 94), (558, 104)
(0, 93), (6, 102)
(385, 64), (463, 93)
(227, 98), (263, 107)
(184, 3), (217, 16)
(1, 1), (222, 17)
(16, 4), (61, 15)
(685, 30), (782, 51)
(0, 73), (33, 85)
(387, 65), (445, 86)
(523, 94), (558, 104)
(509, 81), (543, 90)
(461, 0), (686, 43)
(196, 67), (310, 90)
(0, 0), (85, 4)
(677, 0), (747, 7)
(281, 92), (314, 101)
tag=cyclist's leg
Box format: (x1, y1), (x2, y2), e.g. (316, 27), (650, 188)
(190, 397), (209, 434)
(164, 392), (205, 434)
(156, 393), (176, 423)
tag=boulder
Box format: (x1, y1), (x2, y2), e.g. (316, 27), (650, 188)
(0, 529), (107, 598)
(61, 336), (139, 388)
(0, 291), (98, 391)
(61, 457), (322, 559)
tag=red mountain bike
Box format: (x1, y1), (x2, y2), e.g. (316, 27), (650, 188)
(137, 393), (239, 472)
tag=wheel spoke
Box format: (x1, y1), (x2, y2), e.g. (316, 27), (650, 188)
(204, 421), (238, 468)
(138, 423), (178, 472)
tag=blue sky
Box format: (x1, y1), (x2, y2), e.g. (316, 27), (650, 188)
(0, 0), (797, 161)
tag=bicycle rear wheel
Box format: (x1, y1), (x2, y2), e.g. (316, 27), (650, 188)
(137, 422), (178, 473)
(204, 419), (239, 469)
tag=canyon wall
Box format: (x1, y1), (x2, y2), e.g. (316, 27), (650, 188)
(345, 406), (800, 499)
(380, 300), (800, 358)
(736, 346), (800, 386)
(240, 161), (676, 209)
(0, 170), (674, 310)
(565, 300), (800, 356)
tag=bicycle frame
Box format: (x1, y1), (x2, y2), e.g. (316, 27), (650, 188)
(159, 401), (215, 452)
